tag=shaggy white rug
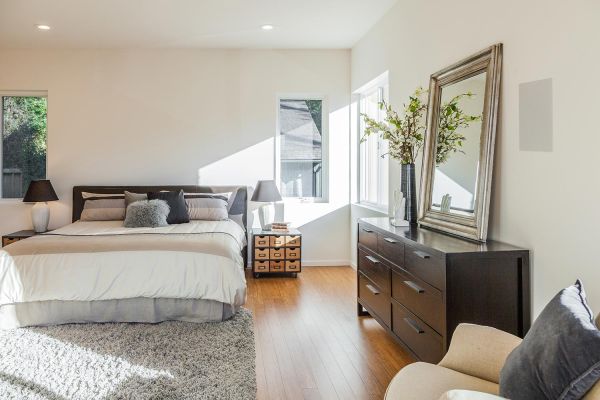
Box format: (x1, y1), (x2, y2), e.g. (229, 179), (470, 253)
(0, 308), (256, 400)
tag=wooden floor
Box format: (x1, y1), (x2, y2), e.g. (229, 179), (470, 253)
(245, 266), (414, 400)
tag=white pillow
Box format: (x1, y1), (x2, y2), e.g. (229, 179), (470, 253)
(439, 390), (506, 400)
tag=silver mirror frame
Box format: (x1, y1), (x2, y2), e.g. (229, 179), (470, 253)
(418, 44), (502, 242)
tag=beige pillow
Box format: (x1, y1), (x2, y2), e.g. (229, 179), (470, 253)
(80, 198), (126, 221)
(186, 198), (228, 220)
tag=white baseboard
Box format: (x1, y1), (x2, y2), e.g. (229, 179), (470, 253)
(301, 259), (351, 267)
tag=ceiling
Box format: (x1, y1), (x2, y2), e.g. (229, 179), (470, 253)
(0, 0), (398, 49)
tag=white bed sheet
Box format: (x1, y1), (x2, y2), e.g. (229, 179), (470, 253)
(0, 220), (247, 308)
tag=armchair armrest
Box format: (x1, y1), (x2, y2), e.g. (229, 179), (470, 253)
(438, 324), (522, 384)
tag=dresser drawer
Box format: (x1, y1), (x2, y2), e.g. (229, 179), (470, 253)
(254, 248), (269, 260)
(254, 235), (270, 247)
(392, 300), (444, 363)
(285, 235), (301, 247)
(254, 260), (269, 272)
(285, 247), (301, 260)
(358, 224), (378, 251)
(358, 273), (391, 327)
(269, 248), (285, 260)
(270, 235), (286, 247)
(404, 245), (445, 290)
(392, 268), (444, 333)
(378, 234), (404, 266)
(286, 260), (300, 272)
(270, 260), (285, 272)
(357, 249), (390, 293)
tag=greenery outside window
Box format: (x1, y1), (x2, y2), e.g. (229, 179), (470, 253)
(0, 92), (48, 199)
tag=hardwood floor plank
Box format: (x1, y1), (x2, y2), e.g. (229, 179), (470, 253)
(245, 266), (413, 400)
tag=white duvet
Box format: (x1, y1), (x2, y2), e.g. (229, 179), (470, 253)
(0, 220), (247, 308)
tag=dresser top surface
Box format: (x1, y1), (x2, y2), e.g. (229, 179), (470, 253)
(359, 217), (527, 254)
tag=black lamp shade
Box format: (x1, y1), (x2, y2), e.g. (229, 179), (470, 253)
(251, 180), (282, 202)
(23, 180), (59, 203)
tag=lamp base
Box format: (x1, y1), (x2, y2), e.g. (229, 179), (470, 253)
(258, 203), (274, 230)
(32, 202), (50, 233)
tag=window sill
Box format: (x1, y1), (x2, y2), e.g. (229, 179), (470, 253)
(352, 202), (388, 214)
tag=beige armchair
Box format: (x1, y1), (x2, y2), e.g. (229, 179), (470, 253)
(385, 320), (600, 400)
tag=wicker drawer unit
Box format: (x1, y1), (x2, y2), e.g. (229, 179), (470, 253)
(252, 228), (302, 278)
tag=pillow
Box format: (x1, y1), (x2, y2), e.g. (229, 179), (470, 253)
(499, 280), (600, 400)
(123, 200), (169, 228)
(439, 390), (507, 400)
(186, 197), (229, 220)
(147, 190), (189, 224)
(124, 191), (147, 207)
(80, 198), (126, 221)
(81, 192), (123, 199)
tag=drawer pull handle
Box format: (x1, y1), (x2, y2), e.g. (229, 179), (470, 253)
(362, 228), (374, 233)
(365, 255), (380, 264)
(384, 237), (398, 244)
(414, 251), (431, 259)
(403, 317), (425, 334)
(365, 284), (380, 295)
(403, 280), (425, 294)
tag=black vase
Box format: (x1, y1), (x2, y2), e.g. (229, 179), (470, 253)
(401, 163), (417, 224)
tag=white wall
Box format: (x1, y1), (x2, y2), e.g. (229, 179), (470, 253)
(351, 0), (600, 315)
(0, 49), (351, 265)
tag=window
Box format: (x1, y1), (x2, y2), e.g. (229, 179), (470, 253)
(359, 85), (388, 208)
(0, 93), (48, 199)
(277, 97), (326, 200)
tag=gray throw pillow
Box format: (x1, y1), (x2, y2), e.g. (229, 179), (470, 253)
(123, 200), (170, 228)
(124, 191), (148, 207)
(499, 280), (600, 400)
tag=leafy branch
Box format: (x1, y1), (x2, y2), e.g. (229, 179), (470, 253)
(436, 92), (481, 165)
(360, 87), (428, 165)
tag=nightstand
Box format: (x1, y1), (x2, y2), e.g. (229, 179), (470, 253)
(252, 228), (302, 278)
(2, 230), (37, 247)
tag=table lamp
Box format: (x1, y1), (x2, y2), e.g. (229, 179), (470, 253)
(23, 180), (59, 233)
(251, 180), (282, 230)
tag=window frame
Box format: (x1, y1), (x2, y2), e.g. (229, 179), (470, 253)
(275, 94), (329, 203)
(0, 90), (49, 201)
(358, 84), (389, 211)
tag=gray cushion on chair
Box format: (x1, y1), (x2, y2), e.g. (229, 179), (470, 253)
(124, 200), (170, 228)
(499, 280), (600, 400)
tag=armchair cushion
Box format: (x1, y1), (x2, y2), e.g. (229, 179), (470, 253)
(385, 362), (498, 400)
(439, 324), (521, 384)
(500, 280), (600, 400)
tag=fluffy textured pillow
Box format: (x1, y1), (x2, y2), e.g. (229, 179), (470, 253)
(124, 191), (147, 207)
(499, 280), (600, 400)
(80, 198), (126, 221)
(147, 190), (189, 224)
(123, 200), (169, 228)
(186, 197), (229, 220)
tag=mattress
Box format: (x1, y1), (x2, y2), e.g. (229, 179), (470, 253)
(0, 220), (247, 328)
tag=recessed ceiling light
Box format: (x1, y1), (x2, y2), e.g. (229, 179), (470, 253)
(261, 24), (274, 31)
(36, 24), (51, 30)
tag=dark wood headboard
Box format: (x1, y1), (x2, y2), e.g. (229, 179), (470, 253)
(72, 185), (248, 228)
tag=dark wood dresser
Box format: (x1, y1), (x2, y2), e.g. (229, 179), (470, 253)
(357, 217), (530, 363)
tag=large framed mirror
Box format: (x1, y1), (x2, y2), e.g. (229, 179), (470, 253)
(418, 44), (502, 242)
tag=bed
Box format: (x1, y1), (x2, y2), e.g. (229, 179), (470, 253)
(0, 185), (248, 329)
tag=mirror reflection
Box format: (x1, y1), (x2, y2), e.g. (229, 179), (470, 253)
(431, 72), (486, 216)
